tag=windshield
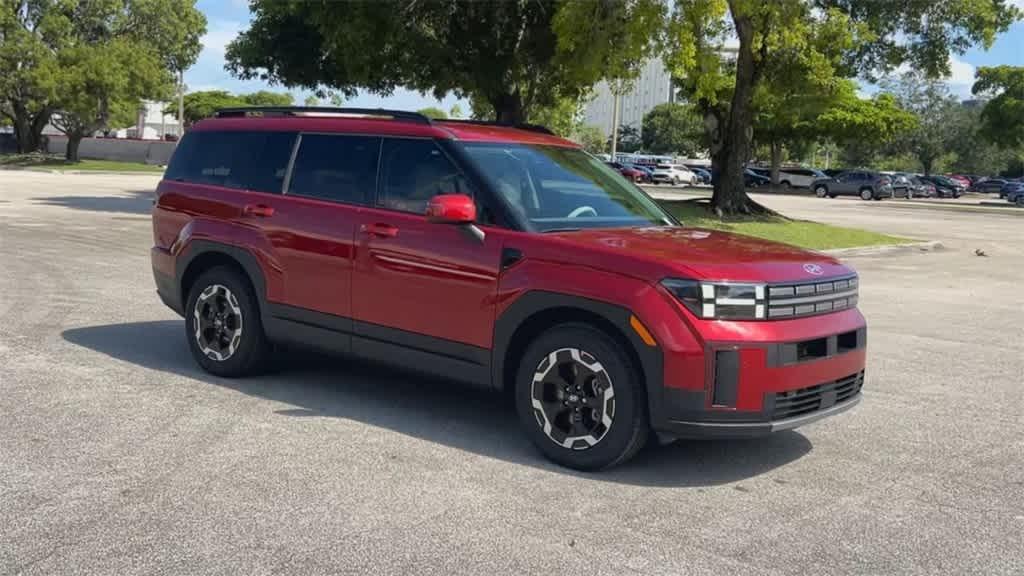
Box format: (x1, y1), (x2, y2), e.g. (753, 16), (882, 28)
(460, 143), (675, 232)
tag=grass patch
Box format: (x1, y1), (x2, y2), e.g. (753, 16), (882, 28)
(0, 153), (164, 173)
(661, 200), (909, 251)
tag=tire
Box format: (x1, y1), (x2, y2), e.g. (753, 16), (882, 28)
(672, 176), (680, 186)
(185, 266), (271, 377)
(1016, 196), (1024, 207)
(860, 188), (874, 201)
(814, 186), (828, 198)
(781, 181), (791, 189)
(514, 323), (648, 471)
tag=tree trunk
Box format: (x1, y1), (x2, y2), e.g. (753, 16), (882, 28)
(711, 9), (759, 214)
(65, 135), (83, 162)
(770, 140), (783, 186)
(492, 91), (524, 124)
(922, 158), (932, 176)
(11, 105), (50, 153)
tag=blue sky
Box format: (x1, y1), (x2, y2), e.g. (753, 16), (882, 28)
(188, 0), (1024, 107)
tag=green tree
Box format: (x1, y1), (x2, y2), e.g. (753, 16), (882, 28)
(226, 0), (664, 124)
(609, 124), (642, 154)
(51, 39), (171, 160)
(572, 124), (606, 154)
(973, 66), (1024, 149)
(880, 72), (961, 175)
(416, 106), (448, 119)
(448, 103), (464, 118)
(167, 90), (243, 126)
(661, 0), (1019, 213)
(0, 0), (205, 154)
(328, 92), (345, 107)
(241, 90), (293, 106)
(815, 88), (917, 168)
(641, 102), (703, 156)
(303, 95), (320, 107)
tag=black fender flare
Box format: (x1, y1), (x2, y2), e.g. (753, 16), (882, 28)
(492, 290), (667, 428)
(176, 240), (269, 315)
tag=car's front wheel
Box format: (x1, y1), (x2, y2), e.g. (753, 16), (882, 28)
(515, 324), (648, 470)
(814, 185), (828, 198)
(860, 188), (874, 201)
(185, 266), (270, 377)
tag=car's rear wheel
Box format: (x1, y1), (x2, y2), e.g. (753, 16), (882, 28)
(781, 181), (791, 189)
(860, 188), (874, 201)
(185, 266), (270, 377)
(814, 185), (828, 198)
(515, 324), (648, 470)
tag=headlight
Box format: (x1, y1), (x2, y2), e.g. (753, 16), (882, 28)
(661, 279), (766, 320)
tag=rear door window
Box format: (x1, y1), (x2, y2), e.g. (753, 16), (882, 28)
(164, 130), (296, 193)
(286, 134), (380, 205)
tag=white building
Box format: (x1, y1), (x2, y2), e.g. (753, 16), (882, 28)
(582, 58), (677, 137)
(119, 100), (179, 139)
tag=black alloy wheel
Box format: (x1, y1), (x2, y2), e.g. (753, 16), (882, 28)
(515, 324), (648, 470)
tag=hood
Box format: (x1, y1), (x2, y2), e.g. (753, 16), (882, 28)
(548, 226), (853, 283)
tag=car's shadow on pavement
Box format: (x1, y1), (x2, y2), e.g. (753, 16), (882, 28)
(33, 189), (154, 215)
(63, 320), (814, 487)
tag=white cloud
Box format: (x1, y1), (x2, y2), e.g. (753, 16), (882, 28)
(200, 20), (243, 58)
(944, 55), (977, 97)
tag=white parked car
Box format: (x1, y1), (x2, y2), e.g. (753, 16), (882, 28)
(650, 164), (698, 185)
(778, 167), (827, 189)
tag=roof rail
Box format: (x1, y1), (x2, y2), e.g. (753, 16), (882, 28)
(434, 118), (556, 136)
(213, 106), (432, 124)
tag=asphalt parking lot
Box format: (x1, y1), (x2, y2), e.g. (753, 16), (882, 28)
(1, 171), (1022, 575)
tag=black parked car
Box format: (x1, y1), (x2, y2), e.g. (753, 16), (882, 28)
(918, 175), (963, 198)
(891, 173), (935, 199)
(811, 170), (894, 200)
(972, 178), (1007, 194)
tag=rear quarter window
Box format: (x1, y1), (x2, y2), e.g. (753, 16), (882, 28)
(164, 130), (296, 193)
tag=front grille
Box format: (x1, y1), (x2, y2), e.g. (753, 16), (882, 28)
(771, 371), (864, 420)
(767, 275), (858, 319)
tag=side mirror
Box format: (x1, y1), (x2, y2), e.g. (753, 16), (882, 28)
(426, 194), (476, 224)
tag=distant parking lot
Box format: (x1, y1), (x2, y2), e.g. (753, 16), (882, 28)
(2, 171), (1023, 575)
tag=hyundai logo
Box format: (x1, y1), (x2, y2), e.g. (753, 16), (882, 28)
(803, 263), (824, 275)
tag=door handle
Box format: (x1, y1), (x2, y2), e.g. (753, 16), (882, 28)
(243, 204), (275, 218)
(362, 223), (399, 238)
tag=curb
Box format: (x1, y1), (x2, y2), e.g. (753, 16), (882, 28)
(824, 240), (944, 258)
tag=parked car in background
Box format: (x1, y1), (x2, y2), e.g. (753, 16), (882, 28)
(651, 163), (698, 185)
(1003, 181), (1024, 204)
(624, 163), (655, 183)
(744, 168), (771, 188)
(972, 178), (1007, 194)
(606, 161), (647, 183)
(919, 175), (964, 198)
(689, 166), (712, 185)
(811, 170), (894, 200)
(778, 167), (827, 189)
(999, 180), (1023, 198)
(891, 173), (935, 198)
(947, 174), (972, 188)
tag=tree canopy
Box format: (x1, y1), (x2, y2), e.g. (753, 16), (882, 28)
(641, 102), (703, 156)
(226, 0), (664, 124)
(973, 65), (1024, 149)
(659, 0), (1019, 213)
(167, 90), (294, 126)
(0, 0), (206, 155)
(416, 106), (448, 119)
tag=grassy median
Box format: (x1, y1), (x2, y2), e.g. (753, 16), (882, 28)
(0, 154), (165, 173)
(662, 200), (909, 251)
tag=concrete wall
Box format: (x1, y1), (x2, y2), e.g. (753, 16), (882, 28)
(46, 135), (176, 166)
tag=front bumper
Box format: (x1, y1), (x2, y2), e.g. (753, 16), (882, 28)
(659, 371), (864, 439)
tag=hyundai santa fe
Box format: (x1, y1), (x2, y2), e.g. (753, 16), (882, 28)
(152, 107), (866, 470)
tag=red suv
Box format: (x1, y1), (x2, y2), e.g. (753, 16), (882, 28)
(152, 107), (866, 470)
